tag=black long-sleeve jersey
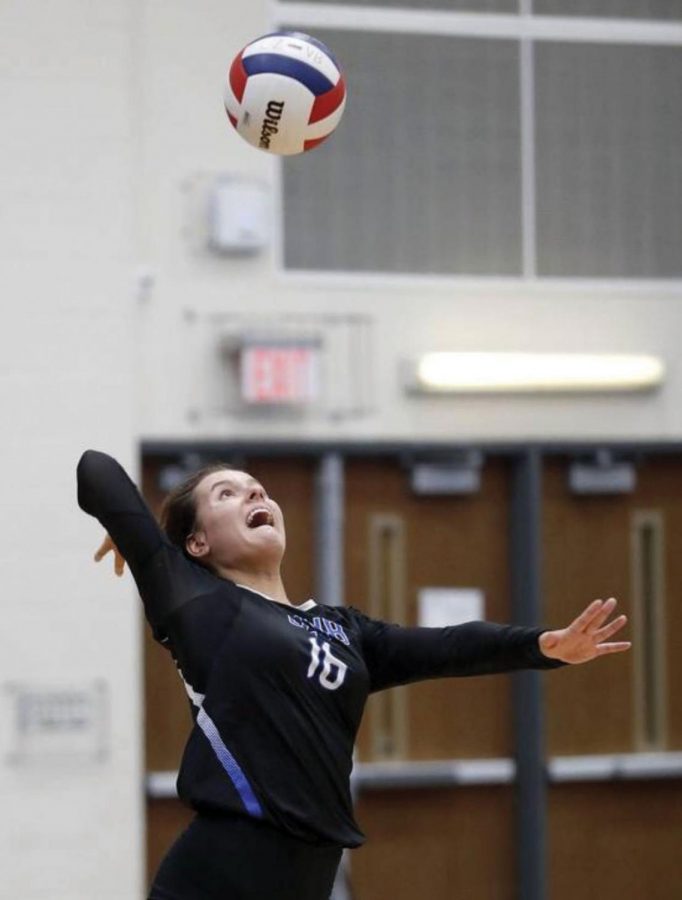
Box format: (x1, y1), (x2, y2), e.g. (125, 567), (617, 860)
(77, 450), (564, 849)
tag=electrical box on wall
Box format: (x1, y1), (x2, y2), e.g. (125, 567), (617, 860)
(208, 176), (269, 254)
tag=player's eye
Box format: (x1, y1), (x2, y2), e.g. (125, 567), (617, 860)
(219, 488), (233, 498)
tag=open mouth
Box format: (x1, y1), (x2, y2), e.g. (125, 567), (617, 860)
(246, 507), (275, 529)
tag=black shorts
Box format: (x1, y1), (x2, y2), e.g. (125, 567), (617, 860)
(148, 813), (343, 900)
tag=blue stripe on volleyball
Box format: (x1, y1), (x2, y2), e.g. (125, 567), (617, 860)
(242, 53), (334, 96)
(197, 707), (263, 818)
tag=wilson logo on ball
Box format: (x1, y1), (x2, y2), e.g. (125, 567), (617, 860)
(259, 100), (286, 150)
(224, 31), (347, 156)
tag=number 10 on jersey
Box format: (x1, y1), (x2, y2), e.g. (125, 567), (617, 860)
(307, 636), (348, 690)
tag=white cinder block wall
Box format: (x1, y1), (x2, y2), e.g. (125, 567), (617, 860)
(0, 2), (142, 898)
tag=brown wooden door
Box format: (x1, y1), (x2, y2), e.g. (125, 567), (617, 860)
(345, 456), (517, 899)
(143, 450), (682, 899)
(549, 781), (682, 900)
(542, 457), (634, 756)
(346, 456), (516, 762)
(543, 454), (682, 900)
(543, 454), (682, 756)
(353, 787), (515, 900)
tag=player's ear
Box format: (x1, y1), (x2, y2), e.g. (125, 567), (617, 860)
(186, 530), (210, 559)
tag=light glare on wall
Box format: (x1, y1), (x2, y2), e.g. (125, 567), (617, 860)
(415, 353), (664, 393)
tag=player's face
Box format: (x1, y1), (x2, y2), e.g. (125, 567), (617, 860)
(188, 469), (286, 569)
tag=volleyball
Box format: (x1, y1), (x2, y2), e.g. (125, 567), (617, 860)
(224, 31), (346, 156)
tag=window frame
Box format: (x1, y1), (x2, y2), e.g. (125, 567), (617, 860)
(271, 3), (682, 285)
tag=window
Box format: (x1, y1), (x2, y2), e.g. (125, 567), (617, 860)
(278, 3), (682, 278)
(535, 43), (682, 277)
(283, 30), (522, 275)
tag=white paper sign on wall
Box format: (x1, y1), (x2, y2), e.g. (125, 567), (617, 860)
(3, 681), (109, 766)
(418, 587), (485, 628)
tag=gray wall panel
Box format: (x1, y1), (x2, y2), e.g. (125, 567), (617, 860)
(283, 30), (522, 275)
(535, 42), (682, 278)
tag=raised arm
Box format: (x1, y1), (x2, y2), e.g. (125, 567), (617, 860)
(77, 449), (166, 574)
(78, 448), (191, 637)
(78, 448), (244, 669)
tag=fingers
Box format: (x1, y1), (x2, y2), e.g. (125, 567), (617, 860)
(573, 598), (618, 633)
(595, 641), (632, 656)
(93, 534), (125, 576)
(588, 598), (619, 633)
(594, 614), (628, 642)
(94, 539), (110, 562)
(571, 599), (603, 632)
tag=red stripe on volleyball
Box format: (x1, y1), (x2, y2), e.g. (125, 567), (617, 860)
(229, 52), (248, 103)
(308, 75), (346, 125)
(304, 135), (330, 152)
(226, 110), (238, 129)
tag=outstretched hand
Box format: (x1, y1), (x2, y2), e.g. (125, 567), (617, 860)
(539, 598), (631, 664)
(94, 533), (126, 577)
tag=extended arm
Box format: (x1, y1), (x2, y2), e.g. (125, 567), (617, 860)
(355, 613), (563, 693)
(355, 598), (629, 693)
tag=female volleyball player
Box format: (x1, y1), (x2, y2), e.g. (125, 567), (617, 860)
(77, 450), (630, 900)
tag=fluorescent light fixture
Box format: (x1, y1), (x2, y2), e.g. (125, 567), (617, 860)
(414, 353), (664, 394)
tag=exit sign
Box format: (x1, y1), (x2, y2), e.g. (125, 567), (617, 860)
(240, 342), (320, 405)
